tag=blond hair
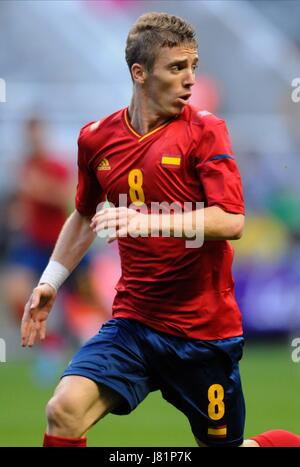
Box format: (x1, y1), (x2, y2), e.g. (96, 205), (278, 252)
(125, 12), (197, 76)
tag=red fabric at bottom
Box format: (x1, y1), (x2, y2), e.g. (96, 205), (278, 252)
(251, 430), (300, 447)
(43, 433), (87, 447)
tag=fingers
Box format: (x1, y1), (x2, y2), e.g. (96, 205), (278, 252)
(91, 207), (145, 240)
(21, 286), (52, 347)
(21, 319), (45, 347)
(91, 208), (130, 238)
(27, 321), (38, 347)
(21, 301), (47, 347)
(39, 321), (47, 341)
(21, 301), (31, 346)
(91, 207), (134, 225)
(21, 318), (30, 347)
(21, 318), (35, 347)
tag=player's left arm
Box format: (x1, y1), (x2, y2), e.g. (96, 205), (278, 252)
(188, 117), (245, 241)
(171, 205), (244, 241)
(90, 205), (244, 242)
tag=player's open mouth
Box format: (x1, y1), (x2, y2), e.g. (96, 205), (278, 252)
(177, 94), (191, 104)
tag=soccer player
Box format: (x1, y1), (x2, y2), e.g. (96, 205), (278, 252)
(21, 12), (300, 448)
(5, 117), (71, 322)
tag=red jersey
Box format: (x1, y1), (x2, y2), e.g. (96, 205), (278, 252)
(22, 156), (70, 247)
(75, 105), (244, 340)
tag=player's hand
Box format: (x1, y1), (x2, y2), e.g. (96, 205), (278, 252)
(21, 284), (57, 347)
(90, 207), (155, 243)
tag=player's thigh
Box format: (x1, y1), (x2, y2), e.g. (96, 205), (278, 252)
(156, 336), (245, 447)
(51, 375), (122, 422)
(62, 319), (154, 416)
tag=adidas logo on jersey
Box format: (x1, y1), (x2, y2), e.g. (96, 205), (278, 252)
(97, 158), (111, 171)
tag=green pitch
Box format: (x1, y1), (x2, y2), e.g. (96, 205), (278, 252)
(0, 342), (299, 447)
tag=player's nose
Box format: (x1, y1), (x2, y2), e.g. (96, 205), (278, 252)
(182, 69), (196, 87)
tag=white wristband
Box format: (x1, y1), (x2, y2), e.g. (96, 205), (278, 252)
(39, 260), (70, 292)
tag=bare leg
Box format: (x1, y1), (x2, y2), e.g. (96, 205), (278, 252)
(240, 439), (260, 447)
(46, 375), (123, 438)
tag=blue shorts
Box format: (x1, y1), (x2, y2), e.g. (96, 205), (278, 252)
(6, 237), (91, 281)
(63, 318), (245, 446)
(6, 237), (53, 276)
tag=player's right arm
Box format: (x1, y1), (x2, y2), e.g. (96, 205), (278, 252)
(21, 121), (104, 347)
(21, 209), (96, 347)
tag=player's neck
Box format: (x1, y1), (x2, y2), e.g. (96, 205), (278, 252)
(128, 93), (171, 135)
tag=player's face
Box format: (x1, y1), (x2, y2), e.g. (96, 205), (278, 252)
(145, 45), (198, 117)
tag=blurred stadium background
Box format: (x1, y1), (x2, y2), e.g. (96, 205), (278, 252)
(0, 0), (300, 447)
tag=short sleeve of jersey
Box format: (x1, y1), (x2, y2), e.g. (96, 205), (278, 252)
(75, 124), (105, 216)
(194, 120), (244, 214)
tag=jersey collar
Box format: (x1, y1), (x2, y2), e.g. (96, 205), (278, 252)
(123, 108), (176, 143)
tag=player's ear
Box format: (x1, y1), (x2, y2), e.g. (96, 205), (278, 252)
(131, 63), (147, 84)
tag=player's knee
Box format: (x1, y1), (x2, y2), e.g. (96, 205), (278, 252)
(46, 395), (83, 435)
